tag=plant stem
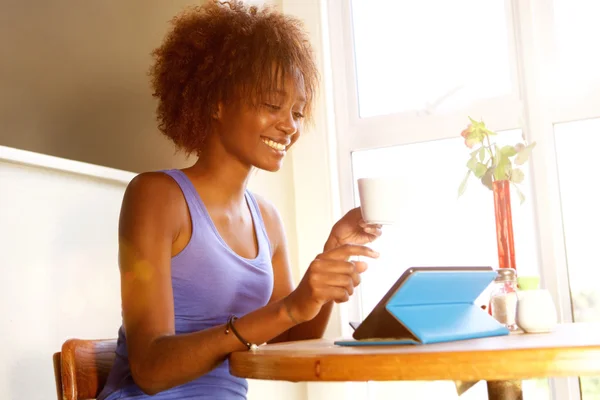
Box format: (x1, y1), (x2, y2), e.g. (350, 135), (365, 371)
(485, 133), (495, 176)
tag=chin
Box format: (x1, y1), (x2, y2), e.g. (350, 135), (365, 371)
(250, 147), (289, 172)
(251, 155), (285, 172)
(256, 161), (283, 173)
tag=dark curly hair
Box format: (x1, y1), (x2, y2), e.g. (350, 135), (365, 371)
(149, 0), (319, 154)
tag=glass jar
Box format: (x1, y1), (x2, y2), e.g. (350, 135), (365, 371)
(489, 268), (519, 331)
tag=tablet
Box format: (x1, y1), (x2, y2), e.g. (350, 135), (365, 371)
(335, 266), (508, 346)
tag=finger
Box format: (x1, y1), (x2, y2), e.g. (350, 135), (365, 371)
(351, 270), (361, 287)
(311, 260), (366, 288)
(331, 287), (350, 304)
(358, 219), (383, 230)
(318, 272), (355, 294)
(363, 226), (383, 237)
(318, 244), (379, 261)
(311, 259), (355, 275)
(314, 258), (369, 273)
(310, 285), (350, 304)
(323, 262), (366, 287)
(353, 261), (369, 274)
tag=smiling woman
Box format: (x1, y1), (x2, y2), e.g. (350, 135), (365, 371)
(203, 72), (307, 172)
(96, 1), (382, 400)
(149, 1), (318, 158)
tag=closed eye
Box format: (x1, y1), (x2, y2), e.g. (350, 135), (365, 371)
(264, 103), (281, 111)
(264, 103), (304, 120)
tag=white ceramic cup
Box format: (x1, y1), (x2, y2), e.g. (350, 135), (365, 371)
(357, 177), (402, 225)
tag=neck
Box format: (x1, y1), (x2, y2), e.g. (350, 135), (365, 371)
(185, 141), (253, 207)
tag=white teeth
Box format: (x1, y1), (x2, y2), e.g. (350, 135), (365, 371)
(262, 138), (286, 151)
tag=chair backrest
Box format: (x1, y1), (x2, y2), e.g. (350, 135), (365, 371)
(54, 339), (117, 400)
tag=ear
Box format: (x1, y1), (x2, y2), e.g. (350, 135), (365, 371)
(213, 102), (223, 120)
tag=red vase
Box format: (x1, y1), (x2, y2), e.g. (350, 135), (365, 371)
(493, 180), (516, 270)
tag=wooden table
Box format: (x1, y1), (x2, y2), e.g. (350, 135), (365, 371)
(230, 323), (600, 400)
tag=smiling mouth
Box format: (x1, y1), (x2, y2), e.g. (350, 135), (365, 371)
(261, 138), (287, 152)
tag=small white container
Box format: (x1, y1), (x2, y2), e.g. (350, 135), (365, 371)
(516, 276), (557, 333)
(489, 268), (519, 331)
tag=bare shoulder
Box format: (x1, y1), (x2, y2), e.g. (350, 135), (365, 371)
(124, 171), (183, 203)
(251, 193), (281, 224)
(120, 171), (188, 239)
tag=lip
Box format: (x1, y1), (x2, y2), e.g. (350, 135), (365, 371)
(264, 145), (286, 155)
(261, 136), (291, 147)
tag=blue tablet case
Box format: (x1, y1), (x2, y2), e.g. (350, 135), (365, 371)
(334, 267), (510, 346)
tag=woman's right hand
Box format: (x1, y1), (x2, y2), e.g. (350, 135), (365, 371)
(284, 244), (379, 323)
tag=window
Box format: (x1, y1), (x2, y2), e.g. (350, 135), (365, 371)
(351, 0), (513, 118)
(327, 0), (600, 399)
(553, 0), (600, 91)
(554, 118), (600, 399)
(351, 131), (539, 316)
(554, 118), (600, 324)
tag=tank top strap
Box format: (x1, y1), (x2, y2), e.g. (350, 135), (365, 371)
(160, 169), (205, 232)
(244, 190), (273, 257)
(162, 169), (272, 258)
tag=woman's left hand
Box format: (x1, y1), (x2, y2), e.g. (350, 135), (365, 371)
(325, 207), (383, 251)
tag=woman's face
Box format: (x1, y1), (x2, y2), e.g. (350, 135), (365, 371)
(213, 75), (307, 172)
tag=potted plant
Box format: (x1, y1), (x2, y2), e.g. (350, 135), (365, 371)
(458, 117), (536, 270)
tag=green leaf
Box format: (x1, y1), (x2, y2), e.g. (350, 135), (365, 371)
(467, 117), (497, 136)
(483, 127), (497, 136)
(466, 157), (478, 171)
(512, 183), (526, 204)
(474, 162), (487, 178)
(510, 168), (525, 184)
(458, 170), (471, 197)
(482, 167), (494, 190)
(494, 153), (512, 180)
(499, 145), (517, 157)
(515, 142), (537, 165)
(478, 147), (486, 162)
(493, 144), (501, 166)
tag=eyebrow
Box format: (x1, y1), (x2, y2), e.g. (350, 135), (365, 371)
(273, 89), (306, 103)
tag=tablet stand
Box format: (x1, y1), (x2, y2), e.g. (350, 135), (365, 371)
(335, 267), (510, 346)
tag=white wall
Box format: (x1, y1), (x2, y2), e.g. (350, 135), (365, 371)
(249, 166), (304, 399)
(0, 155), (130, 400)
(0, 147), (305, 400)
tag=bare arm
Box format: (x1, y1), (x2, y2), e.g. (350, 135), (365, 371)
(119, 174), (377, 395)
(119, 174), (295, 394)
(257, 198), (355, 342)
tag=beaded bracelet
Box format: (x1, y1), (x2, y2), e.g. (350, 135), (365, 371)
(225, 315), (259, 351)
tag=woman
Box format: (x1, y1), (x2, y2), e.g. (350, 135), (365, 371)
(98, 1), (381, 399)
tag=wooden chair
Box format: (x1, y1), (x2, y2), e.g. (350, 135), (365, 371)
(53, 339), (117, 400)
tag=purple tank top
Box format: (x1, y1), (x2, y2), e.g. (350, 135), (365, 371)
(98, 169), (274, 399)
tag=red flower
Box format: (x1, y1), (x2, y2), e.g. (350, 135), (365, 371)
(461, 124), (472, 139)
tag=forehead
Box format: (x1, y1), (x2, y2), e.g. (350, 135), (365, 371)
(270, 71), (306, 102)
(240, 63), (308, 106)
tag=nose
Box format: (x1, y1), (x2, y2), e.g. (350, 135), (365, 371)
(276, 112), (298, 136)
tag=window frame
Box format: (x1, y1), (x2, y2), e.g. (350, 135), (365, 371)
(326, 0), (600, 399)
